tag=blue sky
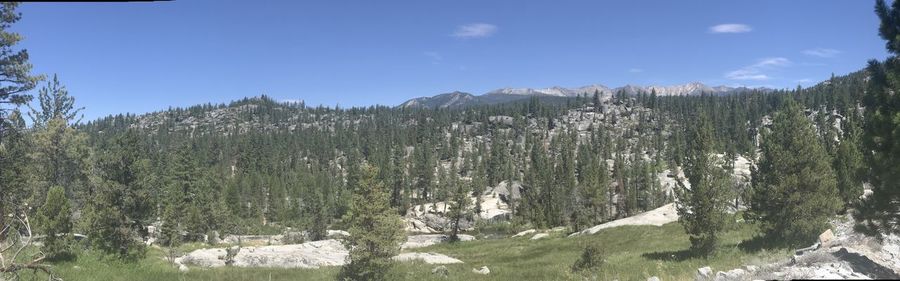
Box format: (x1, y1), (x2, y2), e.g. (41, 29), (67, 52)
(15, 0), (889, 121)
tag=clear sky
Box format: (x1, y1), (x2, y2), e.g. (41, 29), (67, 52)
(14, 0), (890, 121)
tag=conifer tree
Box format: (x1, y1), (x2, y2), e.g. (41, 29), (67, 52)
(833, 114), (864, 209)
(0, 110), (29, 234)
(746, 99), (841, 245)
(572, 142), (609, 230)
(27, 74), (83, 127)
(35, 186), (74, 260)
(0, 3), (41, 232)
(340, 165), (404, 281)
(447, 166), (470, 242)
(675, 113), (729, 256)
(305, 178), (330, 241)
(857, 0), (900, 235)
(0, 2), (42, 115)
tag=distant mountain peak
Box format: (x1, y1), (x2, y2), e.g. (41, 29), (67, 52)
(401, 82), (774, 109)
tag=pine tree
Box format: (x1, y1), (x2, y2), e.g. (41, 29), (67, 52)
(833, 114), (864, 209)
(0, 110), (29, 235)
(35, 186), (74, 260)
(675, 113), (729, 256)
(0, 3), (40, 237)
(27, 74), (83, 127)
(27, 77), (91, 207)
(572, 142), (609, 231)
(83, 131), (156, 260)
(83, 178), (146, 260)
(339, 165), (405, 281)
(305, 185), (329, 241)
(746, 99), (841, 246)
(0, 2), (42, 114)
(447, 167), (470, 242)
(856, 0), (900, 235)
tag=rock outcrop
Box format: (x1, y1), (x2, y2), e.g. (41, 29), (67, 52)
(177, 239), (346, 269)
(705, 215), (900, 280)
(402, 234), (476, 249)
(569, 203), (679, 237)
(178, 238), (466, 269)
(403, 181), (522, 233)
(472, 266), (491, 275)
(393, 252), (463, 264)
(512, 229), (536, 238)
(530, 233), (549, 240)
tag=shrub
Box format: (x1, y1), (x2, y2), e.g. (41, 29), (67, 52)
(572, 243), (605, 273)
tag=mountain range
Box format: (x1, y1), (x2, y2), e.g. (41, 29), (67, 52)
(400, 82), (771, 109)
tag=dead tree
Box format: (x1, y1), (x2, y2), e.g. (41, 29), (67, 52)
(0, 207), (62, 281)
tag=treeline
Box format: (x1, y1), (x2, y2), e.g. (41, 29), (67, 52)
(2, 62), (870, 262)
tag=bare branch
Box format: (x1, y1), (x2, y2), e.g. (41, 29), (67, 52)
(0, 210), (62, 281)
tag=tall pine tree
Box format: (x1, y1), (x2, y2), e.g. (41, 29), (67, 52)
(746, 98), (841, 246)
(675, 112), (729, 256)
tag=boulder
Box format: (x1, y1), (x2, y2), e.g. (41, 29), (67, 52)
(647, 277), (660, 281)
(207, 230), (221, 245)
(472, 266), (490, 275)
(530, 233), (549, 240)
(393, 252), (463, 264)
(713, 269), (746, 281)
(696, 266), (713, 281)
(405, 217), (438, 234)
(570, 203), (679, 237)
(326, 230), (350, 239)
(744, 265), (758, 272)
(491, 181), (522, 202)
(431, 265), (449, 278)
(714, 271), (727, 281)
(818, 229), (834, 246)
(222, 235), (283, 246)
(404, 209), (475, 233)
(549, 226), (567, 232)
(402, 234), (475, 249)
(179, 239), (347, 268)
(512, 229), (536, 238)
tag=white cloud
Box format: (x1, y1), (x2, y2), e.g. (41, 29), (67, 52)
(628, 68), (643, 73)
(802, 48), (841, 58)
(725, 57), (791, 81)
(709, 23), (752, 34)
(726, 69), (769, 80)
(754, 57), (791, 68)
(452, 23), (498, 38)
(795, 78), (813, 84)
(423, 51), (442, 64)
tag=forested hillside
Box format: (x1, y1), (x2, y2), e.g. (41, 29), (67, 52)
(5, 1), (900, 279)
(55, 70), (864, 237)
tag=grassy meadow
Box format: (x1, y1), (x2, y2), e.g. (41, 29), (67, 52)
(32, 219), (793, 281)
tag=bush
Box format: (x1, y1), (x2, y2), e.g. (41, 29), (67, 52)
(35, 186), (75, 260)
(571, 243), (605, 273)
(282, 231), (306, 245)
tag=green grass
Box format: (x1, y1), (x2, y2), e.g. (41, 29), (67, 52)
(37, 221), (789, 281)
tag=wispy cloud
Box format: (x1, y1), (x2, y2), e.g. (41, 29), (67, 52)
(802, 48), (841, 58)
(423, 51), (443, 64)
(452, 23), (498, 38)
(755, 57), (791, 67)
(725, 57), (791, 81)
(628, 68), (643, 73)
(709, 23), (752, 34)
(795, 78), (813, 84)
(726, 69), (769, 80)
